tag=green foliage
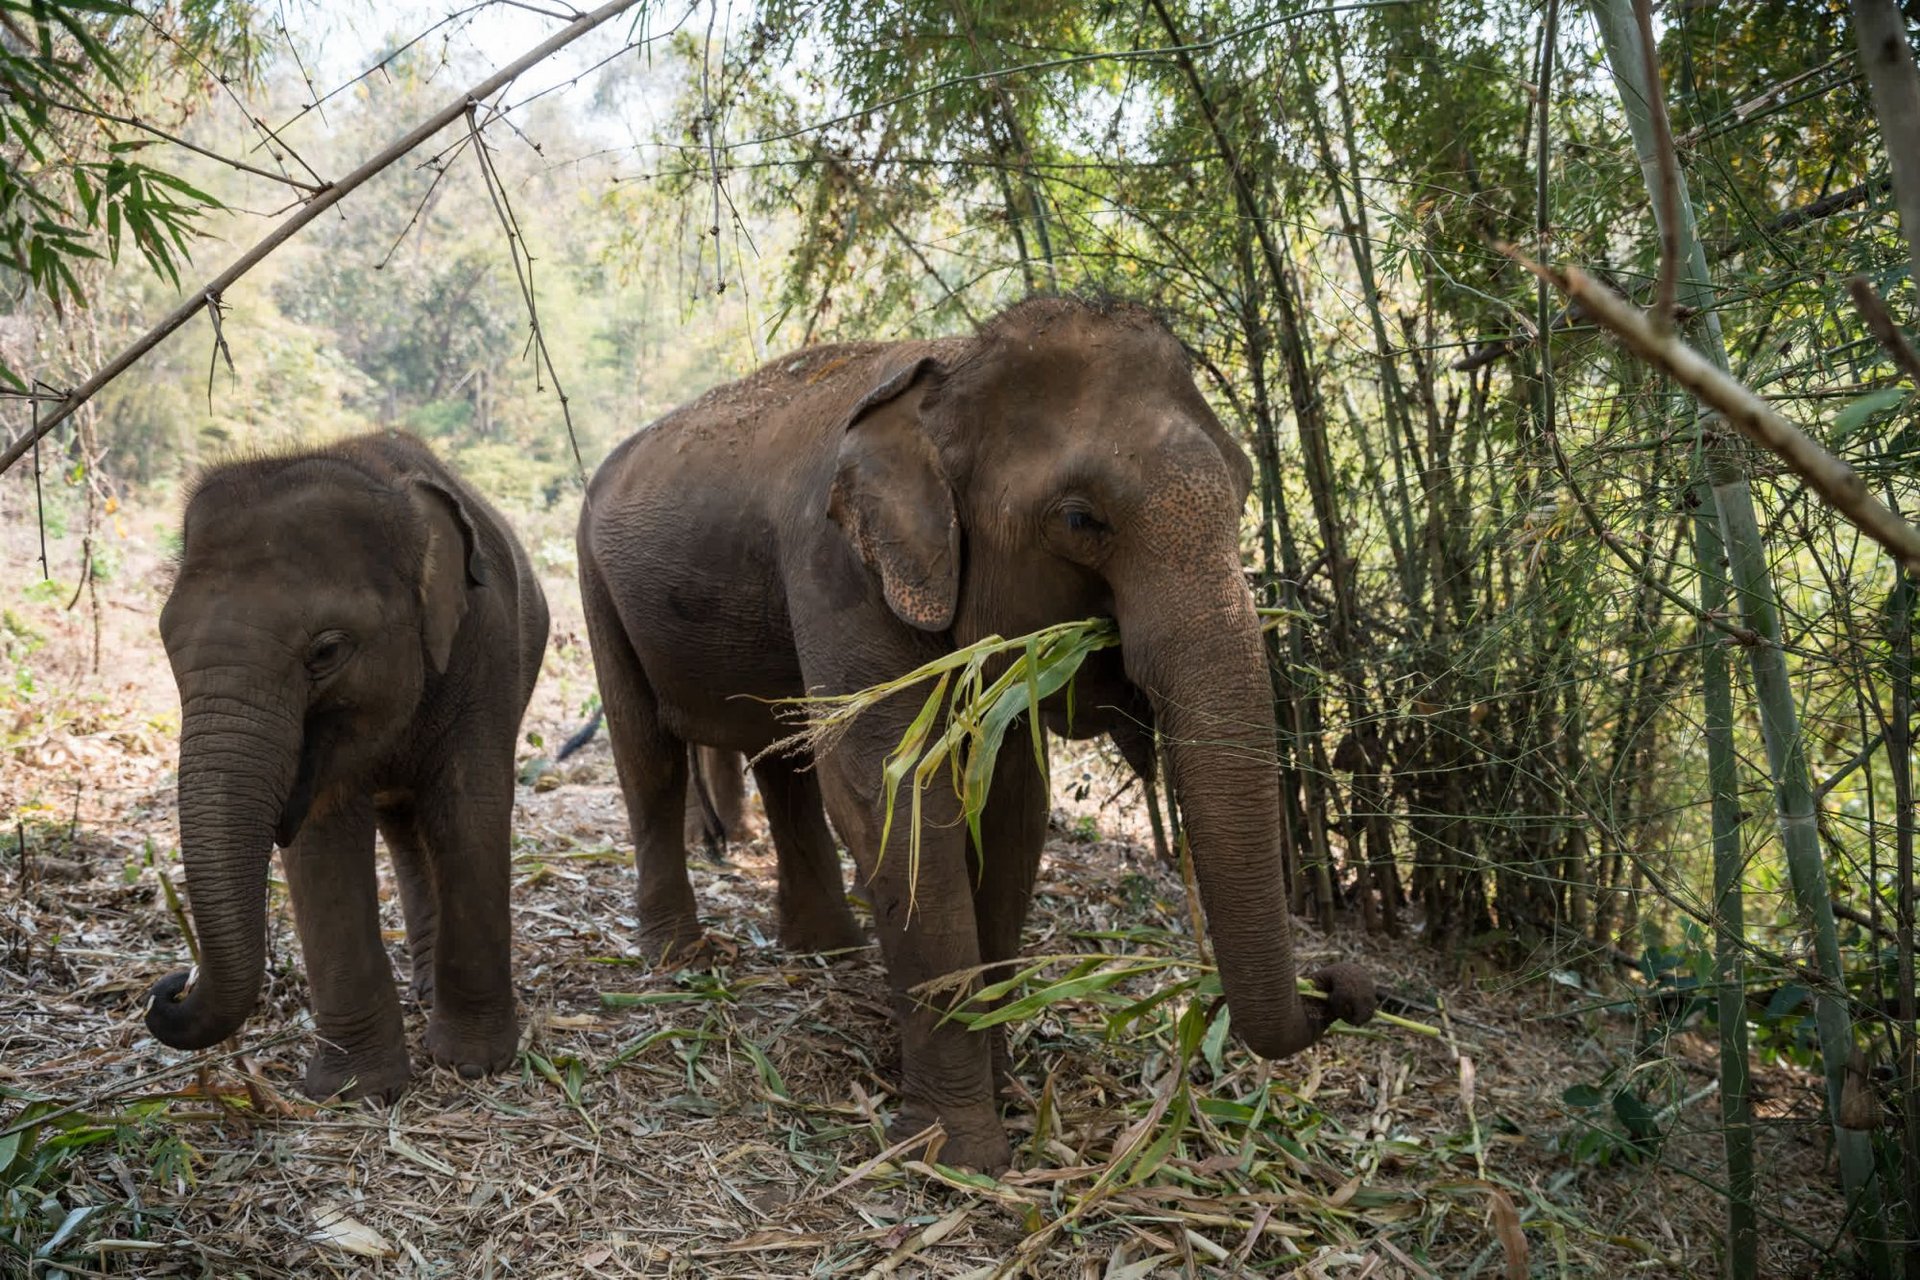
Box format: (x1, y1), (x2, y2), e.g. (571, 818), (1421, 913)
(0, 0), (258, 352)
(0, 1095), (197, 1271)
(1559, 1077), (1666, 1167)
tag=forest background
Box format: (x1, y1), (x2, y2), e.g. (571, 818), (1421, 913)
(4, 0), (1920, 1275)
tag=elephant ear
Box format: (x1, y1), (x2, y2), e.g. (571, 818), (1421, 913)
(409, 479), (489, 674)
(827, 356), (960, 631)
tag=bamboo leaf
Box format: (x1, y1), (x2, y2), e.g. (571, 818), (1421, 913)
(1831, 387), (1907, 443)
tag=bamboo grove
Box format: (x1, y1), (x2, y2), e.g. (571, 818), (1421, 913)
(7, 0), (1920, 1272)
(651, 0), (1920, 1268)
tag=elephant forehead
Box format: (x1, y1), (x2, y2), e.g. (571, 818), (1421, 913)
(185, 485), (410, 574)
(168, 568), (398, 631)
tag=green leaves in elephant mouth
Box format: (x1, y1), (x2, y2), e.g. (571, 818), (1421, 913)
(776, 616), (1116, 909)
(772, 609), (1301, 914)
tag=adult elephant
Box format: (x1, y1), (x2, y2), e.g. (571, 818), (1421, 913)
(144, 431), (549, 1100)
(578, 296), (1374, 1169)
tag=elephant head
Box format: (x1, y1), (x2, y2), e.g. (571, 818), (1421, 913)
(829, 296), (1373, 1056)
(145, 457), (485, 1050)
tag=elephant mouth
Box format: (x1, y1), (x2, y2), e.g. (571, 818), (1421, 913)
(273, 757), (318, 848)
(273, 712), (343, 846)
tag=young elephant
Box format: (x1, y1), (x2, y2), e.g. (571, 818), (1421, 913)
(144, 431), (549, 1101)
(578, 296), (1376, 1170)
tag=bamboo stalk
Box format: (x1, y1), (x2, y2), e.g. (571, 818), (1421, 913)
(1694, 485), (1758, 1280)
(1851, 1), (1920, 302)
(1843, 8), (1920, 1246)
(1886, 562), (1920, 1275)
(1591, 2), (1887, 1273)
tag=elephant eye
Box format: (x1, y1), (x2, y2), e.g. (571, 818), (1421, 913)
(1062, 505), (1108, 535)
(306, 631), (353, 676)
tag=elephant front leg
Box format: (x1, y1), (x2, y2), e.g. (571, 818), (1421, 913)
(968, 738), (1048, 1090)
(823, 760), (1009, 1172)
(282, 797), (411, 1102)
(417, 761), (520, 1080)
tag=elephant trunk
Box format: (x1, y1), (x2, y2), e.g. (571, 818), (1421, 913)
(1120, 570), (1322, 1059)
(145, 680), (301, 1051)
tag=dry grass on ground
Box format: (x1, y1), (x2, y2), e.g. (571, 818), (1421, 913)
(1, 495), (1846, 1277)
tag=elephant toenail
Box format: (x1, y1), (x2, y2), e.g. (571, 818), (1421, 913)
(458, 1062), (484, 1080)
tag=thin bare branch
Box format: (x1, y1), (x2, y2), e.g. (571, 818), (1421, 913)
(25, 89), (324, 192)
(463, 102), (587, 483)
(202, 291), (235, 412)
(1848, 275), (1920, 386)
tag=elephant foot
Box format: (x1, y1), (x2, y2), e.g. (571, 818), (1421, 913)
(302, 1042), (411, 1104)
(778, 909), (866, 956)
(638, 916), (707, 966)
(409, 967), (435, 1008)
(887, 1101), (1012, 1174)
(426, 1012), (519, 1081)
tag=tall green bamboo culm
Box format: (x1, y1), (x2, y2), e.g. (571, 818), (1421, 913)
(1592, 2), (1886, 1273)
(1694, 483), (1756, 1279)
(1886, 565), (1919, 1277)
(1849, 6), (1920, 1259)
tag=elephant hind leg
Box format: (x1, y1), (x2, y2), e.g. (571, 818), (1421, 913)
(711, 748), (756, 843)
(377, 795), (437, 1006)
(415, 758), (519, 1081)
(685, 746), (754, 853)
(753, 752), (863, 954)
(581, 553), (703, 961)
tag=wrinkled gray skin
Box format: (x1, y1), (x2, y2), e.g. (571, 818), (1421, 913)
(145, 431), (549, 1101)
(577, 297), (1375, 1170)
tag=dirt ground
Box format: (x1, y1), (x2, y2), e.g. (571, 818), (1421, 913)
(1, 486), (1848, 1277)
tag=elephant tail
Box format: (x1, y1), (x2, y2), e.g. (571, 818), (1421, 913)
(554, 706), (605, 761)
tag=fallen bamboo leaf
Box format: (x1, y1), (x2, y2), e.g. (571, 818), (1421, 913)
(864, 1206), (970, 1277)
(309, 1208), (397, 1260)
(1106, 1247), (1176, 1280)
(692, 1230), (833, 1256)
(1485, 1187), (1528, 1280)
